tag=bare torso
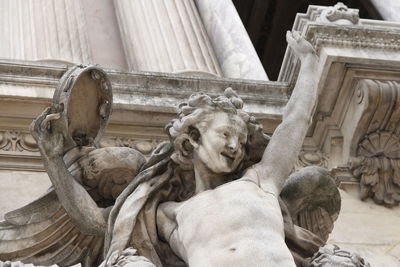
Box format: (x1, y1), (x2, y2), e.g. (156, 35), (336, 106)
(157, 169), (296, 267)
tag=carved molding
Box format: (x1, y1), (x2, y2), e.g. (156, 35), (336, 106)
(0, 131), (38, 152)
(0, 130), (163, 156)
(0, 129), (164, 171)
(99, 137), (162, 156)
(0, 60), (287, 133)
(281, 25), (400, 83)
(300, 76), (400, 207)
(308, 27), (400, 55)
(278, 3), (400, 83)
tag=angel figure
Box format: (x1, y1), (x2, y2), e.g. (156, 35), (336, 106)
(0, 32), (367, 267)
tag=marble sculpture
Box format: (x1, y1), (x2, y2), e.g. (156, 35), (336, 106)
(0, 32), (369, 267)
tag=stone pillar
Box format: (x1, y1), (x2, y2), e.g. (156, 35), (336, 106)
(370, 0), (400, 21)
(194, 0), (268, 81)
(0, 0), (91, 64)
(81, 0), (128, 69)
(114, 0), (222, 77)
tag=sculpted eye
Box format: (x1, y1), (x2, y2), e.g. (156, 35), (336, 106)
(223, 132), (229, 138)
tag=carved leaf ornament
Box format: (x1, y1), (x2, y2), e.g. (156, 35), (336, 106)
(353, 131), (400, 206)
(0, 131), (38, 152)
(318, 2), (360, 25)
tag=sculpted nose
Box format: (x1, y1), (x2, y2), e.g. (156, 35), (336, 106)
(227, 138), (239, 152)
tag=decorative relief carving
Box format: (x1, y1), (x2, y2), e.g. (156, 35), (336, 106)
(308, 28), (400, 55)
(0, 131), (38, 152)
(0, 130), (161, 157)
(279, 2), (400, 82)
(349, 80), (400, 206)
(352, 131), (400, 206)
(357, 132), (400, 158)
(99, 137), (162, 156)
(295, 150), (328, 171)
(317, 2), (359, 25)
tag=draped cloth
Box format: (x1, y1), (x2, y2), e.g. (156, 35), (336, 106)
(103, 142), (189, 266)
(102, 141), (325, 267)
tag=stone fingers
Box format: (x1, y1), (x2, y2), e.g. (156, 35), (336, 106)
(29, 107), (51, 141)
(286, 31), (297, 48)
(41, 113), (61, 129)
(292, 31), (301, 42)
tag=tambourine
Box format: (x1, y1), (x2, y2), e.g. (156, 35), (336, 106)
(52, 65), (112, 151)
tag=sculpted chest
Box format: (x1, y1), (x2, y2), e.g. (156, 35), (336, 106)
(157, 179), (286, 262)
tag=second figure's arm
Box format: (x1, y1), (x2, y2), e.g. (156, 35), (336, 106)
(256, 31), (319, 195)
(31, 108), (107, 236)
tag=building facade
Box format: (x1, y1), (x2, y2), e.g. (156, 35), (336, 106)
(0, 1), (399, 266)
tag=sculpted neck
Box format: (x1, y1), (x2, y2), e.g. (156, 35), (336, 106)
(193, 157), (231, 194)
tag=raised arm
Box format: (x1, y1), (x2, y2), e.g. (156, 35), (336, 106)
(257, 31), (319, 194)
(31, 107), (107, 236)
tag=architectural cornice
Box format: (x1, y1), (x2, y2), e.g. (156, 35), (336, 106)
(3, 4), (400, 190)
(0, 60), (288, 171)
(279, 5), (400, 83)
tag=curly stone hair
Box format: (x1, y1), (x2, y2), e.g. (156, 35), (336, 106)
(165, 88), (270, 170)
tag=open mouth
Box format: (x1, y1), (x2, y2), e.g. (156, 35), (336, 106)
(221, 152), (235, 161)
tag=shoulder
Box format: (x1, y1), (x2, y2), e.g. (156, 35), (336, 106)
(242, 164), (280, 196)
(241, 166), (261, 185)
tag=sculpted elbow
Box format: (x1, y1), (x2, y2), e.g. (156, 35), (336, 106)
(66, 207), (107, 236)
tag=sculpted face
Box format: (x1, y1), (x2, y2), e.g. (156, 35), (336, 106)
(193, 112), (248, 174)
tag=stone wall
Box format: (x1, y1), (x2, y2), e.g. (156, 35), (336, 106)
(329, 186), (400, 266)
(0, 171), (50, 221)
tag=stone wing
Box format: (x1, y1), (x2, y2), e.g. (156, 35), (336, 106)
(280, 166), (341, 242)
(0, 146), (146, 266)
(0, 190), (103, 266)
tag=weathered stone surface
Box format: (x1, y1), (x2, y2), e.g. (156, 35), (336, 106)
(0, 170), (51, 221)
(1, 3), (400, 266)
(0, 0), (91, 64)
(114, 0), (222, 77)
(0, 33), (344, 266)
(309, 244), (370, 267)
(328, 186), (400, 266)
(370, 0), (400, 21)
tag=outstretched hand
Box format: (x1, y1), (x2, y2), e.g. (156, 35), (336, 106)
(30, 106), (67, 158)
(286, 31), (316, 61)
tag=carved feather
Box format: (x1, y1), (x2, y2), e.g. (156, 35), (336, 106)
(4, 190), (60, 226)
(280, 166), (341, 242)
(0, 146), (146, 265)
(0, 206), (102, 266)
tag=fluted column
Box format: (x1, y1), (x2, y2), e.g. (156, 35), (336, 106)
(370, 0), (400, 21)
(0, 0), (91, 64)
(195, 0), (268, 81)
(114, 0), (222, 77)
